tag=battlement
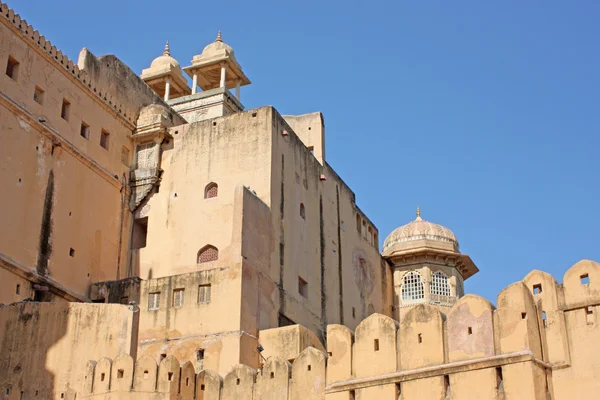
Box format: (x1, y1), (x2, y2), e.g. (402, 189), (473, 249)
(77, 260), (600, 399)
(0, 1), (136, 125)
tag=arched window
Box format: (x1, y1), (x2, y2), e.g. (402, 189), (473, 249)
(204, 182), (218, 199)
(197, 245), (218, 264)
(431, 271), (451, 296)
(356, 214), (361, 233)
(402, 271), (424, 303)
(300, 203), (306, 219)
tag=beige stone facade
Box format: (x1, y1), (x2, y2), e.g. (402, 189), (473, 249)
(0, 2), (598, 399)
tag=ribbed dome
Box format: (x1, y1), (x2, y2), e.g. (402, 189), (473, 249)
(383, 208), (459, 254)
(150, 42), (180, 70)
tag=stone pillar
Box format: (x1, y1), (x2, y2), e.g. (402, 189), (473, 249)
(422, 266), (432, 302)
(235, 79), (241, 99)
(192, 73), (198, 94)
(164, 77), (171, 101)
(220, 63), (227, 88)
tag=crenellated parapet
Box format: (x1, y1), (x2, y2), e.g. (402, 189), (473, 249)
(0, 1), (136, 125)
(76, 260), (600, 399)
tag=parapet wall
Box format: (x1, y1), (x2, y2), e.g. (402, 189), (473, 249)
(78, 260), (600, 400)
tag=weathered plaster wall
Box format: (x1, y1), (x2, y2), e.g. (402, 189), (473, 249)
(0, 8), (136, 300)
(0, 302), (135, 399)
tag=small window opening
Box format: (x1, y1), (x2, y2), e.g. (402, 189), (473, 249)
(300, 203), (306, 219)
(132, 217), (148, 249)
(352, 307), (356, 319)
(270, 372), (274, 379)
(533, 284), (542, 294)
(467, 327), (472, 335)
(328, 352), (333, 357)
(61, 394), (64, 399)
(307, 365), (312, 371)
(308, 126), (312, 130)
(374, 339), (380, 351)
(117, 369), (124, 379)
(418, 333), (423, 344)
(236, 378), (240, 385)
(581, 274), (590, 285)
(444, 375), (450, 397)
(307, 145), (314, 155)
(168, 372), (173, 381)
(35, 390), (38, 396)
(186, 377), (190, 386)
(496, 367), (504, 392)
(396, 382), (402, 396)
(197, 245), (219, 264)
(148, 292), (160, 310)
(542, 311), (547, 327)
(521, 312), (527, 319)
(33, 86), (44, 104)
(100, 129), (110, 150)
(61, 99), (70, 120)
(298, 276), (308, 298)
(586, 306), (594, 325)
(144, 370), (149, 379)
(349, 390), (356, 400)
(5, 388), (10, 395)
(101, 373), (105, 382)
(196, 349), (205, 361)
(16, 284), (20, 295)
(213, 121), (217, 126)
(173, 288), (184, 308)
(252, 112), (257, 117)
(160, 354), (167, 361)
(198, 284), (212, 304)
(200, 384), (205, 391)
(80, 122), (90, 139)
(356, 214), (361, 233)
(69, 248), (75, 257)
(204, 182), (218, 199)
(6, 56), (19, 80)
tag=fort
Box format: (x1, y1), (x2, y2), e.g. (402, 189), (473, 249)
(0, 1), (598, 399)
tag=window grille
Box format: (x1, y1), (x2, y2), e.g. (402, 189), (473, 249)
(431, 272), (451, 296)
(205, 183), (218, 199)
(198, 284), (211, 304)
(148, 292), (160, 310)
(173, 289), (184, 308)
(197, 245), (218, 264)
(401, 272), (424, 303)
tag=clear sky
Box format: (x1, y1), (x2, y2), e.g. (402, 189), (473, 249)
(13, 1), (600, 304)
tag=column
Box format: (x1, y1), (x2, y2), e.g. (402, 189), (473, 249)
(220, 63), (227, 88)
(235, 79), (241, 100)
(164, 77), (171, 101)
(192, 73), (198, 95)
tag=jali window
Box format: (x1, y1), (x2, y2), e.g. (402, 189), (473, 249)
(148, 292), (160, 310)
(197, 245), (218, 264)
(431, 271), (451, 296)
(402, 272), (424, 303)
(198, 284), (212, 304)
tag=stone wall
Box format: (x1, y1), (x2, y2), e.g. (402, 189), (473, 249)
(77, 260), (600, 399)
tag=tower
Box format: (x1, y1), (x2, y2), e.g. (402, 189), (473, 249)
(382, 208), (479, 319)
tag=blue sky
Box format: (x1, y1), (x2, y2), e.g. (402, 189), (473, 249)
(13, 1), (600, 304)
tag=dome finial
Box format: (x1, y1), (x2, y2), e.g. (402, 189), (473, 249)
(416, 206), (421, 220)
(163, 41), (170, 56)
(216, 31), (222, 42)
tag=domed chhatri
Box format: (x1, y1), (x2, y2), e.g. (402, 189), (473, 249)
(149, 41), (181, 70)
(184, 31), (251, 93)
(382, 207), (459, 257)
(141, 41), (191, 101)
(384, 208), (479, 317)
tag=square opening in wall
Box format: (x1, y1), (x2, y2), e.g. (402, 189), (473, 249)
(61, 99), (70, 120)
(6, 56), (19, 80)
(69, 248), (75, 257)
(33, 86), (44, 104)
(581, 274), (590, 285)
(100, 129), (110, 150)
(533, 284), (542, 294)
(80, 122), (90, 140)
(298, 276), (308, 298)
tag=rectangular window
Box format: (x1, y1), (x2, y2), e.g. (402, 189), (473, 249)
(173, 288), (184, 308)
(80, 122), (90, 140)
(121, 147), (130, 166)
(100, 129), (110, 150)
(298, 276), (308, 298)
(533, 284), (542, 294)
(6, 56), (19, 80)
(198, 284), (211, 304)
(581, 274), (590, 285)
(148, 292), (160, 310)
(61, 99), (70, 120)
(33, 86), (44, 104)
